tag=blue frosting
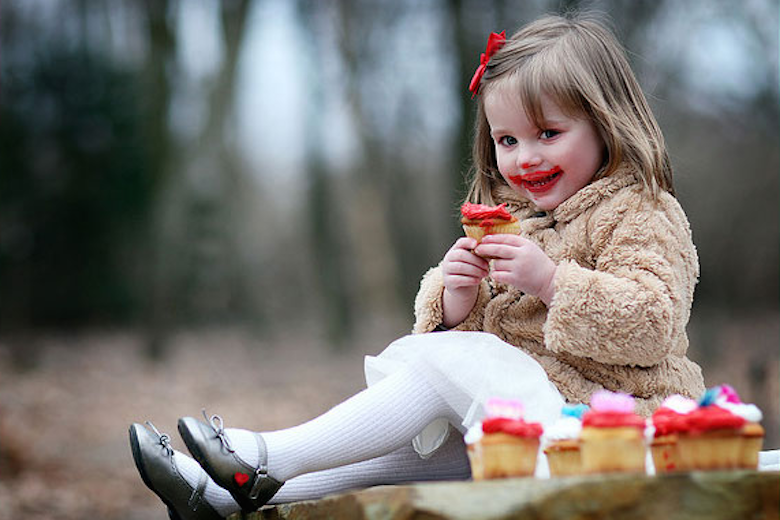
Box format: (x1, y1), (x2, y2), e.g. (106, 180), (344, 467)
(698, 387), (720, 407)
(561, 403), (590, 419)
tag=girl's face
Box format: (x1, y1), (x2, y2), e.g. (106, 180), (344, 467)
(484, 87), (605, 211)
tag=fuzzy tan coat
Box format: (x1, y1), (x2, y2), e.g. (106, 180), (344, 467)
(413, 167), (705, 417)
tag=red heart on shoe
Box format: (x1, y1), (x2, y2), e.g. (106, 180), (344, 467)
(234, 472), (250, 487)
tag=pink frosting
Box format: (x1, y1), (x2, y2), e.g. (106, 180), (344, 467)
(485, 397), (524, 420)
(590, 390), (635, 414)
(716, 384), (742, 404)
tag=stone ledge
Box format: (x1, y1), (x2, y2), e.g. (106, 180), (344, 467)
(228, 471), (779, 520)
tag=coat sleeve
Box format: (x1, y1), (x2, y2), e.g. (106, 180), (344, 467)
(543, 191), (699, 367)
(412, 264), (492, 333)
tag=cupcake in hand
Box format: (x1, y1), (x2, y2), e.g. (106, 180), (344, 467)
(580, 390), (647, 474)
(460, 202), (521, 243)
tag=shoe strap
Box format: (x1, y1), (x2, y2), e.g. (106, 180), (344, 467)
(248, 433), (277, 501)
(188, 470), (209, 510)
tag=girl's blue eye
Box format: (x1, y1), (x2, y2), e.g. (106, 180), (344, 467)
(540, 129), (560, 139)
(499, 136), (517, 146)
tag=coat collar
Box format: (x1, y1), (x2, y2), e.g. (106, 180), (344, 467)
(493, 166), (639, 224)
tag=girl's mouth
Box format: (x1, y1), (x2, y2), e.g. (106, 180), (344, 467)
(508, 166), (563, 194)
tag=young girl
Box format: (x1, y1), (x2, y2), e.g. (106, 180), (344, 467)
(130, 14), (706, 519)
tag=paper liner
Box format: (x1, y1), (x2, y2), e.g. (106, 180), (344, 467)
(580, 426), (646, 474)
(740, 423), (764, 469)
(462, 220), (521, 243)
(544, 442), (582, 477)
(676, 429), (742, 470)
(650, 434), (681, 473)
(478, 433), (539, 479)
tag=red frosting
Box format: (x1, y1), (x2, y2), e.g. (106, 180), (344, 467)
(684, 405), (745, 435)
(461, 202), (514, 221)
(651, 408), (689, 436)
(482, 417), (543, 438)
(582, 410), (645, 429)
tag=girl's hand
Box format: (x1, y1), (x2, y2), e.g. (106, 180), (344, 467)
(441, 237), (489, 326)
(475, 234), (558, 305)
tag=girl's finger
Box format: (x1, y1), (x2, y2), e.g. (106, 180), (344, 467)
(448, 250), (490, 269)
(445, 260), (489, 278)
(479, 234), (524, 246)
(453, 237), (479, 251)
(446, 274), (485, 288)
(475, 243), (513, 260)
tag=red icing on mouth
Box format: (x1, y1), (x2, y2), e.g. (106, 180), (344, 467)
(508, 166), (563, 193)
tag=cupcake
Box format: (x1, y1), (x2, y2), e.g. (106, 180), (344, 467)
(580, 390), (647, 474)
(676, 386), (746, 470)
(474, 397), (543, 479)
(649, 395), (697, 474)
(711, 384), (764, 469)
(460, 202), (521, 243)
(542, 404), (589, 477)
(464, 423), (485, 481)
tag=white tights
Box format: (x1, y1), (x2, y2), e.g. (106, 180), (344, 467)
(262, 367), (462, 480)
(269, 429), (469, 504)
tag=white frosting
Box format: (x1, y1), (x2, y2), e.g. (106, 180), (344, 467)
(660, 394), (697, 414)
(540, 416), (581, 448)
(464, 422), (484, 445)
(644, 422), (657, 442)
(717, 401), (763, 423)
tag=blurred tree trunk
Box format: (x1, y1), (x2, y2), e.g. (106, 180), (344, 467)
(298, 0), (406, 345)
(334, 0), (403, 334)
(448, 0), (475, 214)
(181, 0), (254, 324)
(139, 0), (255, 358)
(298, 1), (357, 345)
(139, 0), (178, 359)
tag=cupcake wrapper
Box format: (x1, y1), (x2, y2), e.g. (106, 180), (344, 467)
(580, 427), (646, 474)
(677, 431), (742, 470)
(546, 448), (583, 477)
(479, 434), (539, 479)
(462, 221), (521, 243)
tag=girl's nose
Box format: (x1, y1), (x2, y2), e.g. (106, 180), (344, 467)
(517, 153), (541, 171)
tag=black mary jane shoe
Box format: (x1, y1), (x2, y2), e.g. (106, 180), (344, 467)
(129, 422), (224, 520)
(178, 411), (283, 512)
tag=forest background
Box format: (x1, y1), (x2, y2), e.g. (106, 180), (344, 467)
(0, 0), (777, 518)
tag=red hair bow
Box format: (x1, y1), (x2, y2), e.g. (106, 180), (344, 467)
(468, 31), (506, 97)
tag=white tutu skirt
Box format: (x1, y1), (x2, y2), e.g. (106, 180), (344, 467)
(364, 331), (564, 460)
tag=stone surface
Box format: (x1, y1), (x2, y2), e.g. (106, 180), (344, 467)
(227, 471), (779, 520)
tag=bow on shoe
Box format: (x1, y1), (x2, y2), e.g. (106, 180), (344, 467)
(146, 421), (174, 456)
(468, 31), (506, 97)
(202, 409), (235, 453)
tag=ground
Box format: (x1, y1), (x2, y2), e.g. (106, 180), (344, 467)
(0, 328), (382, 520)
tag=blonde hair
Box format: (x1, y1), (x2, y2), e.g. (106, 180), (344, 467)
(467, 13), (673, 204)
